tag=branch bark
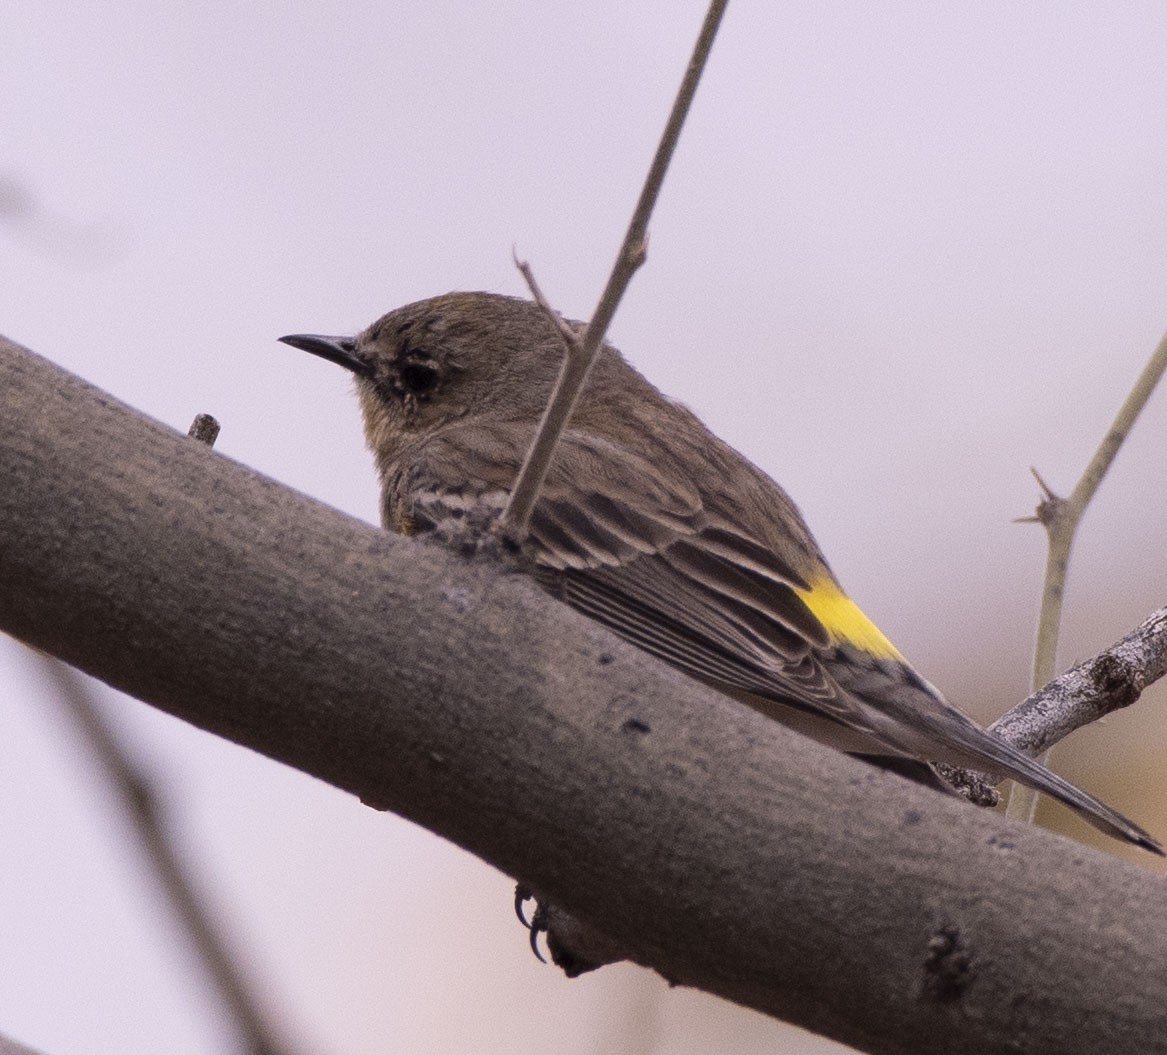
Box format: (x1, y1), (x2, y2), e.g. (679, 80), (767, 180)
(3, 335), (1167, 1055)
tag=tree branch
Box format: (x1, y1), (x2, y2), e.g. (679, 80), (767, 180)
(3, 335), (1167, 1055)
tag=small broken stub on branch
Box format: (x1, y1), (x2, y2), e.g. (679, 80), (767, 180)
(188, 413), (221, 447)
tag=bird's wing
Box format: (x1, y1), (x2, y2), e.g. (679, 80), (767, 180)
(395, 425), (880, 734)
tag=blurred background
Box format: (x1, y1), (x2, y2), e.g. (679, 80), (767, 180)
(2, 2), (1166, 1053)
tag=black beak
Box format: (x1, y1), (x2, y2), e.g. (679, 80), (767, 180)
(278, 333), (369, 377)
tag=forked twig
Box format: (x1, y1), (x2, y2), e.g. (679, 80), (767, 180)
(1006, 329), (1167, 824)
(499, 0), (730, 542)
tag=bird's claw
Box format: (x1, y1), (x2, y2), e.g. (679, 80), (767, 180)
(514, 883), (548, 963)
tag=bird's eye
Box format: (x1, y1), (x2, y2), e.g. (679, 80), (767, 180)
(400, 360), (440, 395)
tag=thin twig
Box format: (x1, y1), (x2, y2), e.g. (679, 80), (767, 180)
(500, 0), (730, 542)
(1030, 331), (1167, 689)
(1006, 329), (1167, 823)
(39, 658), (300, 1055)
(513, 254), (583, 350)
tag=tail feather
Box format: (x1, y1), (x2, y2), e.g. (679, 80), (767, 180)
(829, 648), (1163, 855)
(953, 723), (1163, 856)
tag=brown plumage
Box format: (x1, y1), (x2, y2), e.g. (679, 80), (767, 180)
(281, 291), (1161, 854)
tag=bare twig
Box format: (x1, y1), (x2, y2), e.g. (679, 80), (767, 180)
(39, 659), (300, 1055)
(188, 413), (221, 447)
(1028, 331), (1167, 690)
(512, 254), (583, 350)
(1006, 330), (1167, 823)
(500, 0), (730, 541)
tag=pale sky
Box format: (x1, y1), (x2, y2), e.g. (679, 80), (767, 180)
(2, 4), (1166, 1054)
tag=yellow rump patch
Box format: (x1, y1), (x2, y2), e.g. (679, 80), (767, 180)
(795, 577), (903, 660)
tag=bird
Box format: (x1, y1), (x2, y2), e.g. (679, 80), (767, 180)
(280, 291), (1161, 854)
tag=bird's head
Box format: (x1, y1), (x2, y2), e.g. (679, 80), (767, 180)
(280, 292), (578, 461)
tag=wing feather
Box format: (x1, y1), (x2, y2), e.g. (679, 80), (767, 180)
(396, 425), (877, 737)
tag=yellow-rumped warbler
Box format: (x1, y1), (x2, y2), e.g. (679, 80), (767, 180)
(281, 291), (1160, 854)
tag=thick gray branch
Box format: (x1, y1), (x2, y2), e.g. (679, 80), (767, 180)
(2, 335), (1167, 1055)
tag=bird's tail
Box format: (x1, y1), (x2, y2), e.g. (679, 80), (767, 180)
(944, 719), (1162, 856)
(831, 648), (1163, 855)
